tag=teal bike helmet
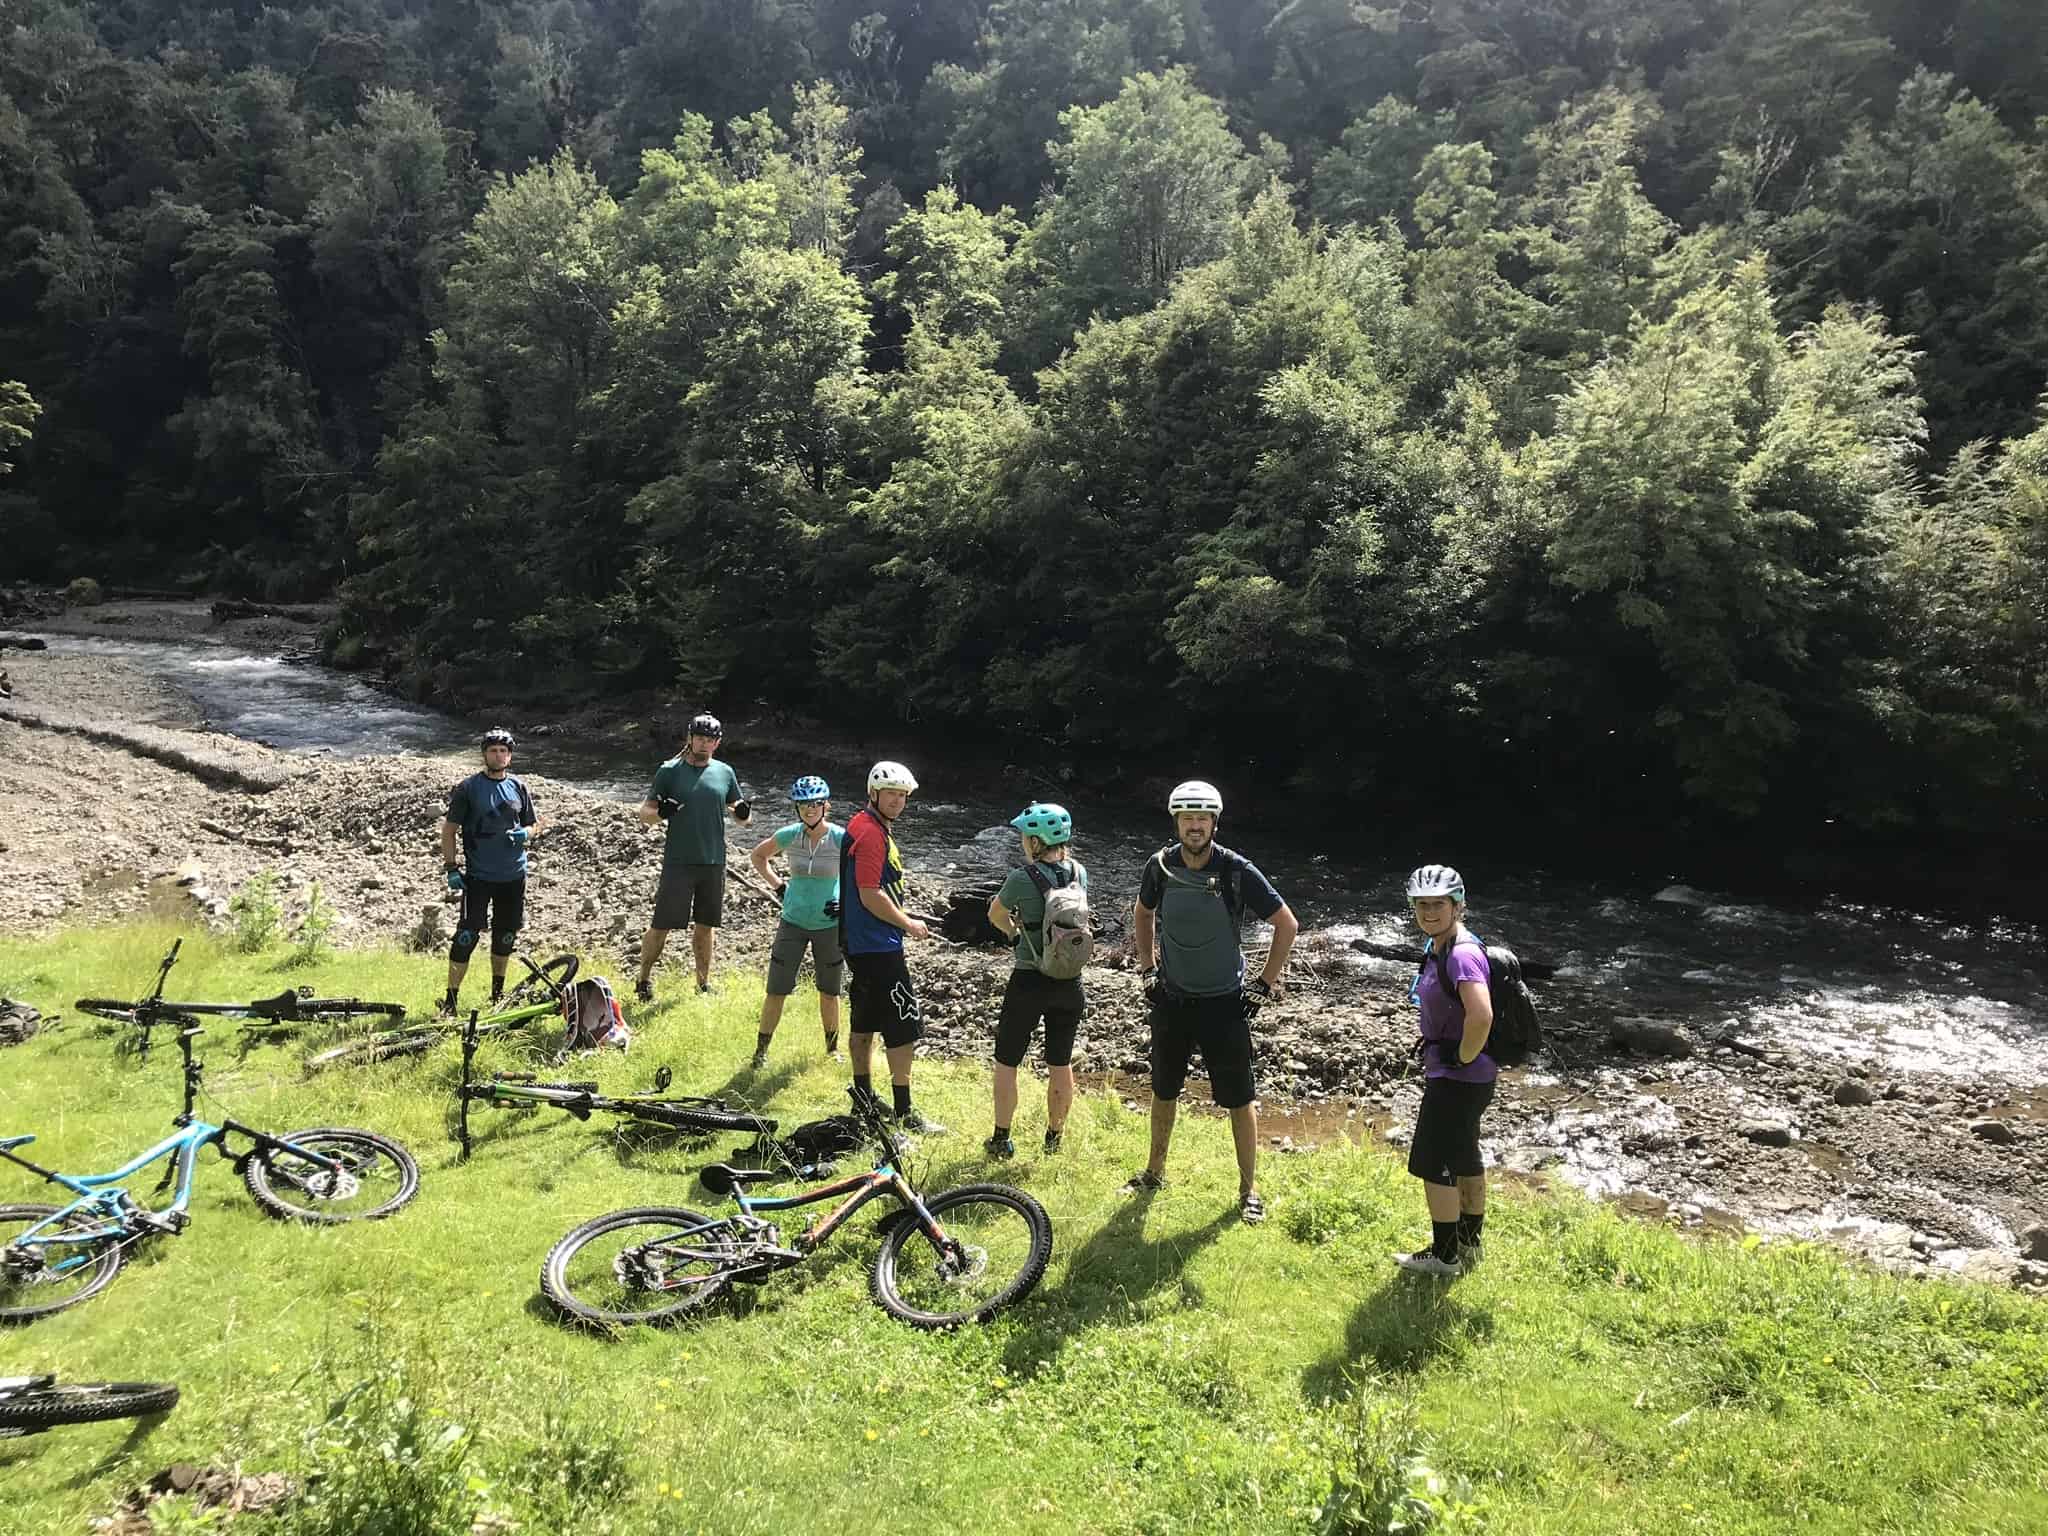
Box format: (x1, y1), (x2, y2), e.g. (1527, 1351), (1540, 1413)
(790, 775), (831, 803)
(1009, 802), (1073, 846)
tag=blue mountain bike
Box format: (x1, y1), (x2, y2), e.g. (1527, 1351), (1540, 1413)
(0, 1025), (420, 1324)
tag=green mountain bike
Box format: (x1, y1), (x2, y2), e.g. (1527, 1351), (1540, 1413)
(302, 954), (577, 1073)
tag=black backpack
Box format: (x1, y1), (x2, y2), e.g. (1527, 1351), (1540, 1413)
(1420, 938), (1542, 1067)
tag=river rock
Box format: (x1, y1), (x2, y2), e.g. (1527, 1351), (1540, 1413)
(2019, 1224), (2048, 1261)
(1608, 1017), (1693, 1057)
(1833, 1079), (1878, 1107)
(1740, 1118), (1796, 1148)
(1967, 1118), (2018, 1146)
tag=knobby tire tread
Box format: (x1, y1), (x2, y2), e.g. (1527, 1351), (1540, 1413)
(0, 1380), (179, 1429)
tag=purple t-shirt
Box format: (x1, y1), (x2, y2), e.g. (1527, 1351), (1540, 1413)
(1415, 937), (1498, 1084)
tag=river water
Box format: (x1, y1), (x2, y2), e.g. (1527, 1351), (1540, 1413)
(16, 630), (2046, 1092)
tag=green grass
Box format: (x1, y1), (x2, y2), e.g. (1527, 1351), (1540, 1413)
(2, 922), (2046, 1535)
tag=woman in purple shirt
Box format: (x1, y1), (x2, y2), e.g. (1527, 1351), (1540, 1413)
(1397, 864), (1495, 1277)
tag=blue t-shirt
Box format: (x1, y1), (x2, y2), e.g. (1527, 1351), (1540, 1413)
(1414, 935), (1499, 1084)
(445, 772), (534, 883)
(772, 821), (845, 930)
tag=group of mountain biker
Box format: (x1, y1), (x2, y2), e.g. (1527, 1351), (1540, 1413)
(440, 724), (1497, 1267)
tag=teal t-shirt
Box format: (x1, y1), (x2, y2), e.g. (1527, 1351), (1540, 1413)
(772, 820), (845, 930)
(996, 858), (1089, 972)
(650, 757), (739, 870)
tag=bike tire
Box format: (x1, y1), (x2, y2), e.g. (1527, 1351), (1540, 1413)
(302, 1031), (441, 1073)
(0, 1379), (178, 1430)
(72, 1000), (138, 1025)
(501, 954), (578, 1011)
(242, 1129), (420, 1223)
(298, 999), (408, 1021)
(870, 1184), (1053, 1330)
(540, 1206), (736, 1329)
(610, 1102), (778, 1137)
(0, 1204), (127, 1324)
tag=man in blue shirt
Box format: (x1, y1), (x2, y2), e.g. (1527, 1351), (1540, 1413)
(440, 728), (543, 1012)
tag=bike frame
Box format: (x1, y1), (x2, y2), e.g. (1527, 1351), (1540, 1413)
(87, 941), (402, 1057)
(1, 1031), (350, 1265)
(638, 1159), (947, 1282)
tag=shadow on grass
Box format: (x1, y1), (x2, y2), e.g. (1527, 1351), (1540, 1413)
(59, 1410), (176, 1489)
(1300, 1272), (1495, 1402)
(993, 1191), (1239, 1375)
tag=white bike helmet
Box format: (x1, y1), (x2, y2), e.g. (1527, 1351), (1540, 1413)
(867, 761), (919, 795)
(1167, 779), (1223, 815)
(1405, 864), (1465, 903)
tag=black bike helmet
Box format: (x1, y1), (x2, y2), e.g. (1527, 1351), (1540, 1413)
(688, 713), (723, 739)
(481, 728), (515, 750)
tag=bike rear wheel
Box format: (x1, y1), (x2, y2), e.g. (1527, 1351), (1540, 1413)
(297, 999), (408, 1021)
(540, 1207), (736, 1329)
(608, 1102), (778, 1137)
(302, 1031), (442, 1073)
(0, 1378), (178, 1431)
(0, 1204), (127, 1324)
(72, 1000), (138, 1025)
(501, 954), (578, 1011)
(871, 1184), (1052, 1329)
(243, 1129), (420, 1223)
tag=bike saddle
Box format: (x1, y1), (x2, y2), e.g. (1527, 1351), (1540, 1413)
(698, 1163), (778, 1195)
(0, 1134), (35, 1151)
(249, 989), (300, 1020)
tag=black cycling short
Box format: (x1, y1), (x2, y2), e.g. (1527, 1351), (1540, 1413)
(1407, 1075), (1495, 1186)
(847, 949), (922, 1049)
(993, 969), (1084, 1069)
(651, 863), (724, 930)
(460, 877), (525, 936)
(1148, 991), (1255, 1109)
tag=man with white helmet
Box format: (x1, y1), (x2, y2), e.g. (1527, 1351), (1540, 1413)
(838, 761), (944, 1134)
(634, 712), (752, 1001)
(1128, 779), (1298, 1223)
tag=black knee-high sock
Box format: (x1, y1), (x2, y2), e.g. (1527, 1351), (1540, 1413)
(1431, 1220), (1460, 1263)
(853, 1073), (874, 1103)
(892, 1081), (912, 1116)
(1457, 1211), (1485, 1244)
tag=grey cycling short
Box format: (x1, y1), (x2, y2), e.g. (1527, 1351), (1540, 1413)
(765, 919), (845, 997)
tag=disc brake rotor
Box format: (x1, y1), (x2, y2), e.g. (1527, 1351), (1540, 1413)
(284, 1165), (363, 1201)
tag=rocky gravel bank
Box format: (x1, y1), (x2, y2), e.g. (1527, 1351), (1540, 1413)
(0, 635), (2043, 1291)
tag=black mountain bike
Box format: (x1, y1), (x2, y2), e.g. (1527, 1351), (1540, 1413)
(454, 1013), (776, 1157)
(76, 939), (406, 1057)
(540, 1088), (1052, 1331)
(0, 1375), (179, 1434)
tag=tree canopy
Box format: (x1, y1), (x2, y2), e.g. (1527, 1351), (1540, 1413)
(4, 0), (2046, 864)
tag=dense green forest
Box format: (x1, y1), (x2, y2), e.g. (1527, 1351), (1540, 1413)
(4, 0), (2046, 860)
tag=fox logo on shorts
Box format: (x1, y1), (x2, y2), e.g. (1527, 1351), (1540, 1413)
(889, 981), (920, 1023)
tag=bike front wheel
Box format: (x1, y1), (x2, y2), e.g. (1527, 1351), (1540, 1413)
(501, 954), (578, 1011)
(0, 1204), (127, 1324)
(242, 1129), (420, 1223)
(540, 1207), (736, 1329)
(0, 1378), (178, 1432)
(871, 1184), (1053, 1329)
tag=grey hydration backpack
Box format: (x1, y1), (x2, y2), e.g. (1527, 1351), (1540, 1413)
(1024, 862), (1093, 980)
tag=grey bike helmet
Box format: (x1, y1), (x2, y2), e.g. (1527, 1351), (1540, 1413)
(1405, 864), (1465, 903)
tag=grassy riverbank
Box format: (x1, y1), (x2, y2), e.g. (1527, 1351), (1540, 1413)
(2, 923), (2045, 1535)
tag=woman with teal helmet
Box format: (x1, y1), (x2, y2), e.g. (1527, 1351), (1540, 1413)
(983, 802), (1089, 1159)
(745, 774), (846, 1068)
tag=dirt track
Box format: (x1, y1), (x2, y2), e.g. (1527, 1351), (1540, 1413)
(1, 616), (2044, 1290)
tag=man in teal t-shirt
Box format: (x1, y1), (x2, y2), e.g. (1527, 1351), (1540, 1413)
(745, 773), (845, 1068)
(634, 713), (751, 1001)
